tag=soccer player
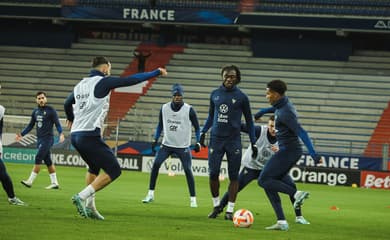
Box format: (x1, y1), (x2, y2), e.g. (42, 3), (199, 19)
(64, 56), (167, 220)
(212, 115), (310, 224)
(16, 91), (65, 190)
(0, 105), (27, 206)
(255, 79), (322, 231)
(200, 65), (258, 220)
(142, 83), (201, 208)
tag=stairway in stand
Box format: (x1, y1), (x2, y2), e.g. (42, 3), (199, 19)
(107, 43), (184, 135)
(364, 101), (390, 164)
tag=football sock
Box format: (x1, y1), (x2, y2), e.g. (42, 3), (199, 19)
(79, 184), (95, 200)
(27, 171), (38, 183)
(86, 193), (96, 210)
(227, 201), (235, 213)
(147, 189), (154, 197)
(212, 197), (220, 207)
(277, 220), (287, 224)
(49, 173), (58, 185)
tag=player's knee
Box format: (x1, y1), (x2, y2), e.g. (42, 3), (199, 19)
(110, 167), (122, 181)
(258, 176), (272, 188)
(228, 174), (238, 181)
(209, 172), (219, 181)
(0, 163), (7, 180)
(152, 161), (162, 170)
(257, 178), (264, 187)
(182, 165), (192, 174)
(45, 161), (53, 167)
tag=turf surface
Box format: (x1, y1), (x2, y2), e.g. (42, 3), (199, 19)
(1, 163), (389, 240)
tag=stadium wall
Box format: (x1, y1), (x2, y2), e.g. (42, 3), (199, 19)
(251, 29), (352, 61)
(1, 19), (74, 48)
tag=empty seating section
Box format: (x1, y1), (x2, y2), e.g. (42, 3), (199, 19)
(0, 38), (140, 134)
(257, 0), (390, 16)
(71, 0), (239, 9)
(0, 0), (60, 4)
(121, 42), (390, 155)
(1, 39), (389, 156)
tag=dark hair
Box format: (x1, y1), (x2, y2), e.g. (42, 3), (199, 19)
(92, 56), (110, 68)
(36, 91), (47, 97)
(269, 115), (275, 121)
(267, 79), (287, 95)
(221, 65), (241, 84)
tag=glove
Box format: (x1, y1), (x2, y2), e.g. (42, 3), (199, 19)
(151, 139), (158, 154)
(194, 142), (201, 153)
(254, 112), (263, 121)
(251, 144), (258, 159)
(312, 154), (322, 164)
(199, 132), (206, 147)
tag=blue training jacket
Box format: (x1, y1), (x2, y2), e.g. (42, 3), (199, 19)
(272, 96), (319, 161)
(21, 105), (62, 139)
(201, 85), (256, 144)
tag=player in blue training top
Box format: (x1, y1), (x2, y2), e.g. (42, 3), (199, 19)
(64, 56), (167, 220)
(17, 91), (65, 190)
(213, 115), (310, 224)
(200, 65), (258, 220)
(0, 105), (27, 206)
(142, 83), (201, 208)
(255, 79), (322, 231)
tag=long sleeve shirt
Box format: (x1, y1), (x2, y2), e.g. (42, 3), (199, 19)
(201, 85), (256, 144)
(21, 105), (62, 139)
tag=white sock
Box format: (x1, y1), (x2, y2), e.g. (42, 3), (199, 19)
(86, 193), (96, 210)
(27, 172), (38, 183)
(190, 196), (197, 203)
(227, 201), (235, 213)
(147, 190), (154, 197)
(78, 185), (95, 200)
(49, 173), (58, 185)
(212, 197), (220, 207)
(277, 220), (288, 224)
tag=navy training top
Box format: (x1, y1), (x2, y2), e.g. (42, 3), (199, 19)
(272, 96), (319, 161)
(21, 105), (62, 139)
(201, 85), (256, 144)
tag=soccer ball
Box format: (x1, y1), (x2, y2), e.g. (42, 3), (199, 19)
(233, 209), (254, 228)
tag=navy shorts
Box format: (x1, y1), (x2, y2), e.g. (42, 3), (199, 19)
(208, 135), (242, 181)
(35, 137), (54, 166)
(71, 133), (121, 181)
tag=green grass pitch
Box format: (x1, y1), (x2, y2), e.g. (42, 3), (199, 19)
(1, 163), (389, 240)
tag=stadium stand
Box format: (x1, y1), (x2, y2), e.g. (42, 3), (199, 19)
(71, 0), (240, 10)
(119, 42), (390, 155)
(0, 38), (140, 134)
(255, 0), (390, 16)
(0, 0), (389, 158)
(107, 43), (184, 136)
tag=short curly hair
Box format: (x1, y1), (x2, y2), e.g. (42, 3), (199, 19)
(267, 80), (287, 95)
(221, 65), (241, 84)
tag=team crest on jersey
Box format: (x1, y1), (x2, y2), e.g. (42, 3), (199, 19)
(214, 95), (220, 101)
(219, 104), (228, 114)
